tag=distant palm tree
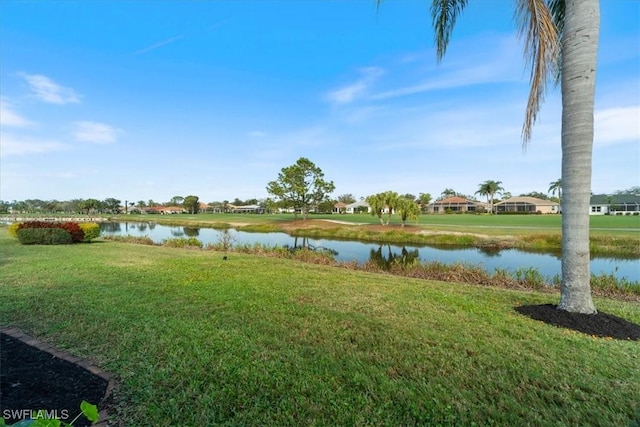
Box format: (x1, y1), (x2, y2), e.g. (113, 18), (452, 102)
(396, 198), (420, 226)
(366, 193), (386, 225)
(475, 180), (505, 214)
(381, 191), (400, 225)
(548, 178), (562, 204)
(440, 188), (457, 199)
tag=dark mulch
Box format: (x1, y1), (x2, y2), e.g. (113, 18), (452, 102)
(0, 333), (108, 426)
(515, 304), (640, 341)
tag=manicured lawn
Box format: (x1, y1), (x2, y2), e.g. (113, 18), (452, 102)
(110, 212), (640, 236)
(0, 228), (638, 426)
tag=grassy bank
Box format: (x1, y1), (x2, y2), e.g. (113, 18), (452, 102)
(0, 228), (638, 426)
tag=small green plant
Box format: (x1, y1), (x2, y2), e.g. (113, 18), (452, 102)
(513, 266), (547, 288)
(0, 401), (98, 426)
(162, 237), (203, 249)
(218, 229), (236, 258)
(103, 235), (156, 245)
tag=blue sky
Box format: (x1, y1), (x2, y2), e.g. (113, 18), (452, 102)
(1, 1), (638, 204)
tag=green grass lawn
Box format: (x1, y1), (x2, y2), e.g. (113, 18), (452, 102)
(0, 228), (638, 426)
(108, 212), (640, 236)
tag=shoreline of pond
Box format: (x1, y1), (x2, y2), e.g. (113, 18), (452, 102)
(3, 215), (640, 258)
(104, 216), (640, 259)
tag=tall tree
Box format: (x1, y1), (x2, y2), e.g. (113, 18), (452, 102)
(418, 192), (433, 213)
(475, 180), (505, 214)
(266, 157), (335, 220)
(183, 195), (200, 214)
(337, 193), (357, 204)
(378, 0), (597, 313)
(169, 196), (184, 206)
(103, 198), (122, 214)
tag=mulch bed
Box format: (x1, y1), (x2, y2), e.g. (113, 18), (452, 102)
(515, 304), (640, 340)
(1, 306), (638, 425)
(0, 333), (109, 426)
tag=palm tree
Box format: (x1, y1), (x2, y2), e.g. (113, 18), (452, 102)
(381, 191), (400, 225)
(475, 180), (505, 214)
(365, 193), (386, 225)
(440, 188), (457, 199)
(396, 197), (420, 226)
(548, 178), (562, 204)
(383, 0), (598, 313)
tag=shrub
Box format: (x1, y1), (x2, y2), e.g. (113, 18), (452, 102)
(7, 222), (21, 238)
(79, 222), (101, 242)
(58, 222), (85, 242)
(15, 221), (85, 243)
(17, 228), (73, 245)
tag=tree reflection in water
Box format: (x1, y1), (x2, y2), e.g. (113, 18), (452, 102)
(183, 227), (200, 237)
(369, 245), (420, 270)
(283, 236), (339, 257)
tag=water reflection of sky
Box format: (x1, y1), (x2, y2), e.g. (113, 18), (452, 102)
(100, 223), (640, 282)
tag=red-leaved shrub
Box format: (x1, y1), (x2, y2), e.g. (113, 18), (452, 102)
(16, 221), (85, 243)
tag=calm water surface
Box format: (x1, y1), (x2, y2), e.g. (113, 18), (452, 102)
(100, 222), (640, 282)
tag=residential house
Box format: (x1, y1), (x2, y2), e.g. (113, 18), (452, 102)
(494, 196), (559, 214)
(345, 200), (371, 214)
(231, 204), (265, 214)
(333, 202), (347, 214)
(428, 196), (486, 214)
(589, 193), (640, 215)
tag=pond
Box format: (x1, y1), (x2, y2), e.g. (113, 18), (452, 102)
(99, 222), (640, 283)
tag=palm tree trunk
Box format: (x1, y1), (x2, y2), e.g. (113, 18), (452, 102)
(557, 0), (598, 314)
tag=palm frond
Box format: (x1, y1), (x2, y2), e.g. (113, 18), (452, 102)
(431, 0), (468, 61)
(515, 0), (560, 146)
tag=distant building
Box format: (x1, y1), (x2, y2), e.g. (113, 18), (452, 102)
(333, 202), (348, 214)
(589, 193), (640, 215)
(494, 197), (559, 214)
(428, 196), (486, 214)
(230, 204), (265, 214)
(345, 200), (371, 214)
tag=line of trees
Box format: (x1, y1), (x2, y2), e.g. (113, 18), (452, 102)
(2, 181), (636, 216)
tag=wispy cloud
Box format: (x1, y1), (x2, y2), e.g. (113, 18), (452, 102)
(372, 34), (521, 100)
(134, 35), (185, 55)
(326, 67), (385, 105)
(0, 132), (69, 157)
(595, 106), (640, 146)
(71, 121), (120, 143)
(0, 99), (34, 127)
(248, 130), (266, 138)
(19, 73), (81, 105)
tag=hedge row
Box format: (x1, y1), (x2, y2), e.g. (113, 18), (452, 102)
(9, 221), (101, 245)
(17, 228), (73, 245)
